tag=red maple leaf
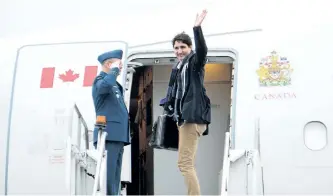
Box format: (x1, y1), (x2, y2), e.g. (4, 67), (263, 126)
(58, 69), (80, 82)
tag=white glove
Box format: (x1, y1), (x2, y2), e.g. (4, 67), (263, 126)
(110, 61), (120, 69)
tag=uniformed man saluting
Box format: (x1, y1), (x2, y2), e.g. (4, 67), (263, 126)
(92, 49), (130, 195)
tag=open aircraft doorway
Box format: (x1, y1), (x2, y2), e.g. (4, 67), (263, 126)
(125, 49), (238, 195)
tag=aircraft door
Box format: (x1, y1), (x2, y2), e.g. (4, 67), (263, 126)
(5, 41), (131, 194)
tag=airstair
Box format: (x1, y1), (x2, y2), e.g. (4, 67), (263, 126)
(65, 67), (137, 196)
(65, 104), (109, 196)
(64, 65), (264, 195)
(67, 102), (265, 196)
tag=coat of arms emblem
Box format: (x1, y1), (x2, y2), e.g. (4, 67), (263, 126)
(256, 51), (293, 86)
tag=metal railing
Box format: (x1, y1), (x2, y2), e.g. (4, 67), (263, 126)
(221, 132), (231, 195)
(253, 118), (265, 195)
(74, 104), (90, 150)
(220, 118), (265, 196)
(65, 103), (108, 195)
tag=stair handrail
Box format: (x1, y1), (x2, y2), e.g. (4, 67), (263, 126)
(245, 117), (264, 196)
(254, 117), (265, 195)
(220, 117), (265, 196)
(74, 104), (90, 150)
(66, 103), (92, 195)
(92, 116), (108, 196)
(221, 131), (231, 195)
(66, 104), (108, 195)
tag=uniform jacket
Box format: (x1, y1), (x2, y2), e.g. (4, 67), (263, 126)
(92, 69), (130, 145)
(163, 26), (211, 135)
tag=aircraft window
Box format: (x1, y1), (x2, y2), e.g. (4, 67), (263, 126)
(304, 121), (327, 151)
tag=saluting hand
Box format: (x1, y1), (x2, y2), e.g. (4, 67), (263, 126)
(194, 9), (207, 27)
(107, 60), (123, 71)
(107, 60), (122, 75)
(109, 61), (120, 69)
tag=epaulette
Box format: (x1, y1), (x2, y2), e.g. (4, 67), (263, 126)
(93, 75), (103, 85)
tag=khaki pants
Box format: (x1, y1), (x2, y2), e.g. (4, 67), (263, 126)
(178, 123), (207, 195)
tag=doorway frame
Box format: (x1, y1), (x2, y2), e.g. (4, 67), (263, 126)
(126, 48), (239, 148)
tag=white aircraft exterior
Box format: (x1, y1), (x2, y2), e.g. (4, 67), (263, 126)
(1, 0), (333, 195)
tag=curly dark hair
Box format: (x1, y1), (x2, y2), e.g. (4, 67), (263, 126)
(172, 31), (192, 47)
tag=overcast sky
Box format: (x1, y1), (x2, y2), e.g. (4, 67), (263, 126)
(0, 0), (332, 45)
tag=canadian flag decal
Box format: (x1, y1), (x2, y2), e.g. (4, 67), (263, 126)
(40, 66), (98, 88)
(58, 69), (80, 82)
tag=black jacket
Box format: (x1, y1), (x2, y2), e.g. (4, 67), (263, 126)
(164, 26), (211, 135)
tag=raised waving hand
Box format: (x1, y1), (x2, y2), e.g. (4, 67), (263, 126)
(194, 9), (207, 27)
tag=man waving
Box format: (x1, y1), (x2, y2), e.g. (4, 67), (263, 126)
(163, 9), (211, 195)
